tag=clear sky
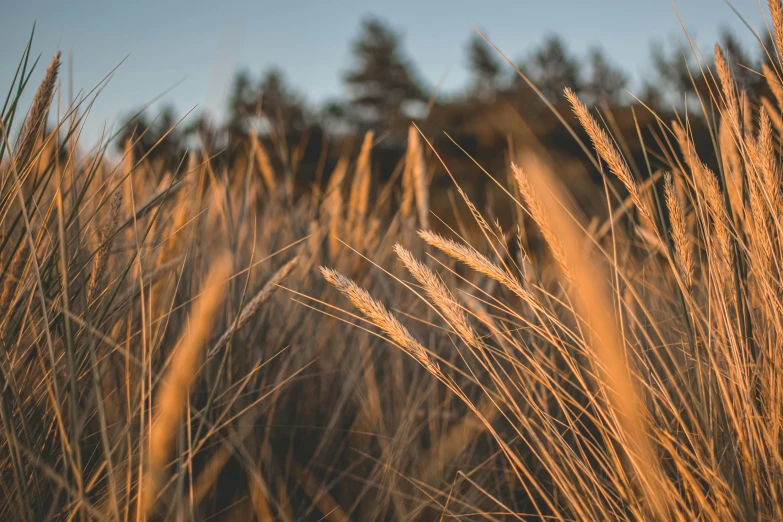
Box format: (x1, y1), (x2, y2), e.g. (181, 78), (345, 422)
(0, 0), (769, 144)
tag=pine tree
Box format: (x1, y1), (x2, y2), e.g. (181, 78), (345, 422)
(258, 68), (306, 133)
(519, 35), (581, 100)
(467, 34), (501, 100)
(584, 47), (628, 104)
(344, 16), (426, 132)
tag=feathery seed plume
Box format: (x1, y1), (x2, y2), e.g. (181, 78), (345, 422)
(16, 52), (61, 168)
(512, 162), (573, 282)
(210, 256), (299, 355)
(769, 0), (783, 63)
(565, 88), (655, 228)
(320, 266), (438, 374)
(418, 229), (535, 302)
(394, 244), (481, 348)
(87, 189), (123, 302)
(664, 173), (693, 287)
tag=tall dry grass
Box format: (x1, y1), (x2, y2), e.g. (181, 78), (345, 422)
(318, 2), (783, 519)
(6, 3), (783, 521)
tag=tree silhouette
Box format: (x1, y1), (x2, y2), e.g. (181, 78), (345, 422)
(226, 69), (257, 145)
(117, 104), (184, 174)
(225, 67), (307, 151)
(638, 81), (665, 109)
(344, 16), (426, 132)
(650, 28), (761, 106)
(184, 112), (221, 156)
(319, 98), (350, 134)
(584, 47), (628, 105)
(519, 35), (582, 100)
(467, 33), (502, 100)
(719, 28), (761, 92)
(650, 41), (694, 97)
(257, 68), (307, 133)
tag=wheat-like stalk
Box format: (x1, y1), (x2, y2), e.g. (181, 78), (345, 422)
(0, 241), (30, 308)
(673, 121), (697, 170)
(15, 52), (61, 168)
(158, 186), (192, 267)
(681, 129), (734, 280)
(742, 91), (753, 136)
(715, 45), (741, 135)
(418, 229), (536, 303)
(394, 244), (482, 348)
(565, 88), (655, 228)
(719, 117), (742, 178)
(210, 256), (299, 355)
(512, 162), (573, 282)
(516, 153), (670, 520)
(697, 159), (733, 271)
(770, 0), (783, 63)
(87, 189), (123, 302)
(761, 96), (783, 134)
(674, 121), (733, 268)
(320, 266), (439, 375)
(745, 123), (776, 269)
(756, 107), (778, 202)
(664, 173), (693, 287)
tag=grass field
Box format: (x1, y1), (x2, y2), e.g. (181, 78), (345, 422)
(4, 3), (783, 521)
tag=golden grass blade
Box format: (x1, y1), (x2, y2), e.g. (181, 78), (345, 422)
(517, 152), (670, 521)
(347, 131), (373, 242)
(323, 154), (349, 258)
(401, 127), (416, 220)
(250, 131), (277, 195)
(406, 125), (430, 229)
(143, 256), (231, 516)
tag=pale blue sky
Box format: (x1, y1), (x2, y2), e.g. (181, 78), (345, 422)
(0, 0), (768, 144)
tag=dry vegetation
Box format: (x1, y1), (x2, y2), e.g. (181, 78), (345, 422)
(7, 3), (783, 521)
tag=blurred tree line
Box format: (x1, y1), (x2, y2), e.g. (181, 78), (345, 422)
(118, 16), (776, 215)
